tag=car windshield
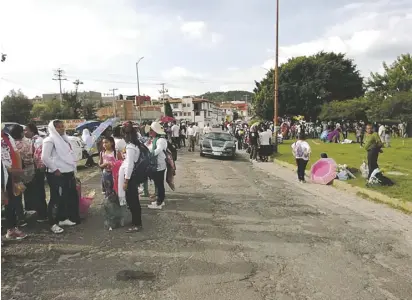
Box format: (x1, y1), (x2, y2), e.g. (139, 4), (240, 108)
(205, 133), (233, 141)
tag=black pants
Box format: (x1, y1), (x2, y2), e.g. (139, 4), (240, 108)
(296, 158), (308, 181)
(172, 137), (180, 149)
(5, 175), (17, 229)
(46, 172), (80, 226)
(367, 148), (379, 179)
(152, 169), (166, 205)
(249, 145), (257, 160)
(30, 169), (48, 219)
(237, 138), (243, 150)
(180, 135), (186, 147)
(125, 175), (142, 227)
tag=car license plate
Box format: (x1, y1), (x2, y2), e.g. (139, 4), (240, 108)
(212, 151), (222, 156)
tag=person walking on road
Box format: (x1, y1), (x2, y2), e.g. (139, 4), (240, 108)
(203, 123), (212, 135)
(364, 124), (383, 179)
(249, 126), (259, 162)
(147, 122), (168, 210)
(186, 124), (196, 152)
(291, 133), (311, 183)
(171, 121), (180, 149)
(193, 123), (201, 145)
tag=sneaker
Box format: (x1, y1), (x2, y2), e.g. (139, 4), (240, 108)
(51, 224), (64, 234)
(25, 210), (37, 217)
(17, 220), (28, 227)
(151, 201), (165, 207)
(37, 218), (48, 223)
(58, 219), (76, 227)
(5, 228), (27, 240)
(148, 203), (163, 210)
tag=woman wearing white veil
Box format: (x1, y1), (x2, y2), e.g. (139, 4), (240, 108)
(81, 128), (96, 167)
(42, 120), (80, 234)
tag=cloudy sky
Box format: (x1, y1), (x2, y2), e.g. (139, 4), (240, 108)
(0, 0), (411, 100)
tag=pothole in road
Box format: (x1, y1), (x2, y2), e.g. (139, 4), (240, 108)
(116, 270), (156, 281)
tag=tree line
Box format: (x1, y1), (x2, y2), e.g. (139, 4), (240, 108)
(1, 90), (99, 124)
(253, 52), (412, 123)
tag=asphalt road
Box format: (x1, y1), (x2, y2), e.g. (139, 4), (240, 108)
(2, 150), (412, 300)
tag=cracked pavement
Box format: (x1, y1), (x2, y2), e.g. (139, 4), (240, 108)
(2, 150), (412, 300)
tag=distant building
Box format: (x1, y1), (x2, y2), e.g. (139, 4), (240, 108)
(219, 101), (249, 121)
(96, 100), (162, 121)
(42, 91), (102, 104)
(164, 97), (223, 127)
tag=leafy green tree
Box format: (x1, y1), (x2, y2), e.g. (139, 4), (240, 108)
(366, 91), (412, 122)
(253, 52), (364, 120)
(1, 90), (33, 124)
(62, 92), (82, 119)
(164, 101), (173, 117)
(80, 101), (97, 120)
(31, 99), (63, 122)
(319, 97), (369, 121)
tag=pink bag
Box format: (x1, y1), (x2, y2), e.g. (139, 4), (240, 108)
(79, 196), (93, 218)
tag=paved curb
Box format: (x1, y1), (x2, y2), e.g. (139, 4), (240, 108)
(272, 158), (412, 213)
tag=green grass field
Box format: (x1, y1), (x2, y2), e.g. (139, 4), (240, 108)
(274, 137), (412, 202)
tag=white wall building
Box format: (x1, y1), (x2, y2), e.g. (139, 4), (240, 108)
(167, 97), (223, 127)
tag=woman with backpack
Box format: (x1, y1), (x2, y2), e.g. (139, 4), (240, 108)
(42, 120), (79, 234)
(291, 133), (311, 183)
(146, 122), (168, 210)
(118, 126), (142, 232)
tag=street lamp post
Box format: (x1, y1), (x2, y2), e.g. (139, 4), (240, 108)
(135, 56), (144, 123)
(273, 0), (280, 153)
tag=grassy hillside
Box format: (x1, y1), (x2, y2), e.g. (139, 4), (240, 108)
(199, 91), (254, 103)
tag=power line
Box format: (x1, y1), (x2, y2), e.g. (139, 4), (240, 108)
(52, 68), (67, 102)
(73, 79), (84, 95)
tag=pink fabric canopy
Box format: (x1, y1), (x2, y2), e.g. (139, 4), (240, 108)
(311, 158), (337, 185)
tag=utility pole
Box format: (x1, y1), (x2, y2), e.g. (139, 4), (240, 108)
(158, 83), (168, 103)
(109, 88), (118, 118)
(135, 57), (144, 123)
(273, 0), (280, 153)
(73, 79), (83, 98)
(52, 68), (67, 102)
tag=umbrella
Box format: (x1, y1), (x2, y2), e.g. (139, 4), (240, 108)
(160, 116), (175, 123)
(76, 120), (101, 131)
(311, 158), (337, 185)
(84, 118), (117, 152)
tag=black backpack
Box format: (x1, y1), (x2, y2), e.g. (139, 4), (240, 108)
(132, 144), (158, 184)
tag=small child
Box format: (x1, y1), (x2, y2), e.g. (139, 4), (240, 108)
(291, 133), (311, 183)
(99, 137), (124, 230)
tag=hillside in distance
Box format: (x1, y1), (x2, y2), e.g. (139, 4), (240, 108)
(199, 91), (253, 103)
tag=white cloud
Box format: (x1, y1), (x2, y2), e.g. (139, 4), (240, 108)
(179, 19), (222, 45)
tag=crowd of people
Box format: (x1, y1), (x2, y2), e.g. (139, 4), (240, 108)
(1, 119), (178, 240)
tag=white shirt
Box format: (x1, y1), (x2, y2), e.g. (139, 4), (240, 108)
(259, 131), (271, 145)
(146, 137), (168, 171)
(42, 137), (76, 173)
(291, 140), (311, 161)
(114, 137), (126, 153)
(193, 125), (200, 135)
(203, 126), (212, 134)
(123, 143), (140, 179)
(378, 125), (385, 136)
(171, 125), (180, 138)
(186, 127), (195, 137)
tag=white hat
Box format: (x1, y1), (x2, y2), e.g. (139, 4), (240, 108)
(150, 122), (165, 135)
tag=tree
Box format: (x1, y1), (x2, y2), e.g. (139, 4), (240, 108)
(62, 92), (82, 119)
(164, 101), (173, 117)
(1, 90), (33, 124)
(80, 101), (97, 120)
(253, 52), (364, 120)
(31, 99), (63, 122)
(319, 97), (370, 121)
(366, 91), (412, 123)
(199, 91), (254, 103)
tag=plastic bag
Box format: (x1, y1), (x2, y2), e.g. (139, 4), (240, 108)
(80, 196), (93, 218)
(360, 161), (369, 178)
